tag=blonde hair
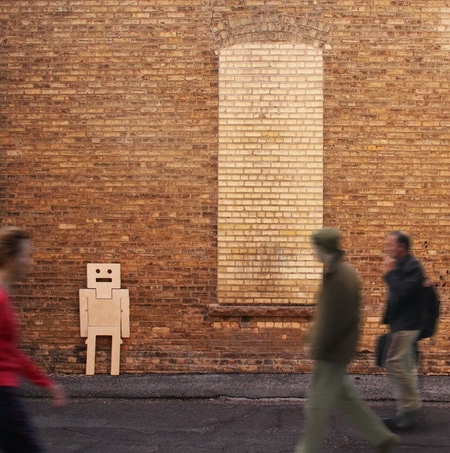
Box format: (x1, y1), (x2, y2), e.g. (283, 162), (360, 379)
(0, 227), (31, 268)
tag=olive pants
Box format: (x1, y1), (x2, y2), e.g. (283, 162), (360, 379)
(296, 361), (394, 452)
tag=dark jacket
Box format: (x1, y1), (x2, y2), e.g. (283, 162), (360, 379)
(383, 254), (424, 332)
(309, 254), (360, 364)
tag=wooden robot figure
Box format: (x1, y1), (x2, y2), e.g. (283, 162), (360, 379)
(79, 263), (130, 375)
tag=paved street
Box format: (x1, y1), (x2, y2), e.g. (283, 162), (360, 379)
(22, 374), (450, 452)
(28, 398), (450, 452)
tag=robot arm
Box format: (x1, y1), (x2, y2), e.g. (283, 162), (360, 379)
(79, 289), (90, 337)
(120, 289), (130, 338)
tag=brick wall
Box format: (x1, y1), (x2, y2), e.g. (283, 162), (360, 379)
(0, 0), (449, 375)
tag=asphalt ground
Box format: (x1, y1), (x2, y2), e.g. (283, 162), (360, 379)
(21, 374), (450, 452)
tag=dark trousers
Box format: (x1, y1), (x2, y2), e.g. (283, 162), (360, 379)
(0, 387), (45, 453)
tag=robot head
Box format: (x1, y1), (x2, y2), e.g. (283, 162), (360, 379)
(86, 263), (121, 298)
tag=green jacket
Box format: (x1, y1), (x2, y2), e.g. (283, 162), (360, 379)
(308, 253), (360, 364)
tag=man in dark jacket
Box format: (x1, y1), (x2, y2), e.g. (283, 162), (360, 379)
(296, 227), (399, 453)
(382, 230), (424, 430)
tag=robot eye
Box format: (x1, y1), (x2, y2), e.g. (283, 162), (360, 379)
(96, 269), (101, 274)
(108, 269), (112, 274)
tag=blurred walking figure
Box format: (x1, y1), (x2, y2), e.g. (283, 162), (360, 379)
(381, 230), (424, 430)
(0, 227), (68, 453)
(296, 227), (398, 453)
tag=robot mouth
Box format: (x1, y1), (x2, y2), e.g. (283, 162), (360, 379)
(96, 278), (113, 283)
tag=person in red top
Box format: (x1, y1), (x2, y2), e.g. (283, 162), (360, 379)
(0, 227), (68, 452)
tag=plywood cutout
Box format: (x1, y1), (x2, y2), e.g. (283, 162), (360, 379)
(79, 263), (130, 375)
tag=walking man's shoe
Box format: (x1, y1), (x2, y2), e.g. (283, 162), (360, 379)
(376, 433), (400, 452)
(383, 409), (419, 430)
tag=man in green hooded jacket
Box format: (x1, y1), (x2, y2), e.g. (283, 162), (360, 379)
(295, 227), (399, 453)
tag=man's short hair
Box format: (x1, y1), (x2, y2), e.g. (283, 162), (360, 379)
(390, 230), (411, 252)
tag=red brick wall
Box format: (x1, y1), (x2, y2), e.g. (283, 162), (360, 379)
(1, 0), (449, 375)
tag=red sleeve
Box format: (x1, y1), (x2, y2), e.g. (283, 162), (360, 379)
(15, 348), (54, 387)
(0, 288), (54, 388)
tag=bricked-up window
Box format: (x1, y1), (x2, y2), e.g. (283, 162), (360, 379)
(218, 42), (323, 305)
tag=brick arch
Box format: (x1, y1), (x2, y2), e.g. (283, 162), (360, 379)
(209, 13), (331, 50)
